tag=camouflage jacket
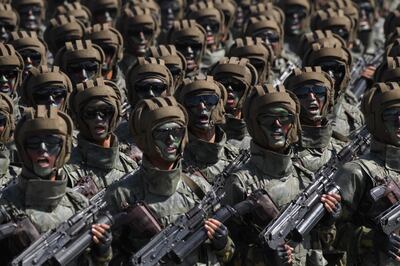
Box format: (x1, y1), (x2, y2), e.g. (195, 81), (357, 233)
(104, 157), (235, 265)
(64, 134), (138, 198)
(334, 139), (400, 266)
(223, 116), (251, 150)
(332, 93), (365, 137)
(183, 126), (240, 184)
(200, 46), (226, 71)
(115, 120), (143, 163)
(224, 141), (335, 266)
(0, 144), (20, 188)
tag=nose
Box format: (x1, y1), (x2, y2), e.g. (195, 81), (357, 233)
(104, 11), (112, 22)
(139, 31), (146, 42)
(39, 141), (48, 152)
(273, 118), (282, 127)
(197, 101), (206, 111)
(227, 85), (234, 93)
(0, 74), (7, 83)
(81, 68), (89, 82)
(307, 92), (317, 100)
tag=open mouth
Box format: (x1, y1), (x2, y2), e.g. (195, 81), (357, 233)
(227, 94), (235, 106)
(36, 157), (50, 167)
(95, 125), (106, 134)
(0, 85), (10, 94)
(24, 21), (38, 30)
(165, 146), (177, 154)
(198, 114), (209, 124)
(359, 21), (371, 32)
(186, 59), (197, 71)
(308, 104), (320, 115)
(271, 131), (283, 140)
(206, 35), (215, 45)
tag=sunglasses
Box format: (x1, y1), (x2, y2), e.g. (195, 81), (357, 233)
(153, 126), (185, 141)
(25, 135), (63, 153)
(259, 113), (295, 126)
(294, 85), (327, 99)
(82, 107), (115, 120)
(184, 94), (220, 108)
(319, 63), (345, 81)
(382, 110), (400, 122)
(217, 78), (246, 94)
(135, 82), (168, 96)
(0, 113), (7, 126)
(67, 61), (99, 74)
(0, 70), (18, 80)
(33, 87), (67, 104)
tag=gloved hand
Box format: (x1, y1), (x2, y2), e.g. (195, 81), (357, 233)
(92, 223), (112, 256)
(204, 218), (228, 250)
(321, 193), (342, 225)
(374, 232), (400, 262)
(276, 244), (294, 265)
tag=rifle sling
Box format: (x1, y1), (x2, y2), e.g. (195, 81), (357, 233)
(181, 174), (205, 200)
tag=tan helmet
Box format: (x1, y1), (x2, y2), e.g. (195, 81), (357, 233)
(362, 82), (400, 142)
(245, 15), (284, 57)
(228, 37), (274, 84)
(70, 77), (121, 140)
(54, 39), (105, 78)
(210, 56), (258, 111)
(147, 44), (187, 88)
(9, 31), (47, 66)
(175, 75), (227, 126)
(278, 0), (311, 34)
(249, 3), (285, 25)
(89, 23), (124, 64)
(43, 15), (86, 55)
(15, 105), (74, 171)
(321, 0), (360, 34)
(243, 84), (300, 149)
(130, 96), (188, 159)
(284, 66), (335, 123)
(386, 38), (400, 57)
(125, 0), (161, 25)
(54, 2), (92, 27)
(0, 43), (24, 92)
(21, 65), (73, 111)
(127, 57), (174, 107)
(0, 4), (19, 31)
(298, 29), (346, 58)
(374, 56), (400, 82)
(310, 8), (356, 44)
(86, 0), (121, 21)
(212, 0), (237, 30)
(0, 92), (14, 143)
(386, 27), (400, 47)
(303, 40), (352, 95)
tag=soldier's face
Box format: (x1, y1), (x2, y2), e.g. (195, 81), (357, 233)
(358, 2), (374, 32)
(82, 100), (115, 142)
(252, 28), (280, 56)
(135, 78), (168, 100)
(153, 121), (185, 162)
(19, 49), (42, 79)
(25, 134), (62, 178)
(197, 17), (221, 49)
(0, 22), (16, 43)
(293, 83), (327, 123)
(258, 106), (294, 151)
(184, 92), (219, 132)
(216, 77), (246, 114)
(317, 60), (346, 95)
(160, 0), (181, 31)
(0, 67), (19, 96)
(382, 107), (400, 146)
(32, 84), (68, 110)
(18, 4), (43, 31)
(93, 8), (118, 26)
(66, 60), (100, 85)
(285, 5), (308, 36)
(175, 39), (203, 72)
(126, 22), (155, 56)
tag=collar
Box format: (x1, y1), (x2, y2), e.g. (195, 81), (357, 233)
(186, 126), (226, 166)
(77, 134), (121, 170)
(223, 115), (247, 141)
(370, 138), (400, 172)
(142, 157), (182, 196)
(19, 168), (67, 211)
(300, 122), (332, 149)
(250, 141), (294, 179)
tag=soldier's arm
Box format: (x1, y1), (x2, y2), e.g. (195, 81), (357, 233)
(223, 173), (247, 206)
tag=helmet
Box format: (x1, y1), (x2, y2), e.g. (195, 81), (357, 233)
(0, 92), (14, 142)
(54, 2), (92, 27)
(374, 56), (400, 82)
(0, 43), (24, 94)
(298, 29), (346, 58)
(9, 31), (47, 66)
(89, 23), (124, 64)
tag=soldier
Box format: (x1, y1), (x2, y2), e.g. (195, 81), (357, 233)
(167, 19), (206, 77)
(0, 43), (24, 103)
(64, 78), (137, 197)
(20, 65), (72, 112)
(334, 82), (400, 265)
(224, 84), (341, 266)
(284, 67), (348, 173)
(303, 40), (364, 137)
(104, 96), (234, 264)
(0, 4), (18, 43)
(0, 93), (19, 187)
(88, 23), (127, 103)
(209, 57), (258, 150)
(228, 37), (274, 85)
(158, 0), (185, 37)
(8, 31), (47, 81)
(86, 0), (121, 27)
(175, 76), (239, 183)
(0, 105), (111, 264)
(212, 0), (237, 50)
(54, 39), (104, 87)
(116, 6), (159, 75)
(11, 0), (45, 34)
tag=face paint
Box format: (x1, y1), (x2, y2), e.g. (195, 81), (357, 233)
(258, 106), (294, 151)
(32, 85), (67, 109)
(175, 40), (203, 72)
(329, 26), (350, 43)
(94, 8), (117, 26)
(135, 78), (168, 100)
(153, 121), (185, 162)
(160, 0), (181, 31)
(0, 22), (15, 43)
(293, 83), (327, 123)
(382, 107), (400, 146)
(317, 60), (346, 94)
(19, 49), (42, 80)
(25, 134), (62, 178)
(197, 18), (220, 48)
(82, 100), (115, 142)
(126, 23), (154, 56)
(184, 92), (219, 131)
(0, 68), (19, 96)
(252, 28), (280, 55)
(99, 45), (118, 75)
(18, 4), (42, 31)
(67, 60), (100, 85)
(285, 6), (307, 36)
(216, 77), (246, 113)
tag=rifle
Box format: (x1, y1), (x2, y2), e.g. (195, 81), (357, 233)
(260, 126), (371, 250)
(273, 61), (296, 87)
(376, 200), (400, 235)
(130, 149), (251, 266)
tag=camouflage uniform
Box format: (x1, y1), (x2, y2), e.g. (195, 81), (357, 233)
(64, 78), (137, 196)
(334, 82), (400, 266)
(224, 84), (334, 266)
(104, 96), (234, 265)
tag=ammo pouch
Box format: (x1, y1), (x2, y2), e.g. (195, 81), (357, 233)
(250, 189), (280, 224)
(8, 217), (40, 257)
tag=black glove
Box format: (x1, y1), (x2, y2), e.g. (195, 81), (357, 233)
(92, 226), (112, 256)
(210, 223), (228, 250)
(276, 244), (293, 265)
(374, 232), (400, 260)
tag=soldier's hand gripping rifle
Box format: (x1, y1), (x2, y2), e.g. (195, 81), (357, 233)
(260, 126), (371, 250)
(130, 150), (251, 266)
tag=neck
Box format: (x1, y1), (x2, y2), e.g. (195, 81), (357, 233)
(148, 156), (175, 170)
(191, 126), (216, 143)
(95, 135), (112, 148)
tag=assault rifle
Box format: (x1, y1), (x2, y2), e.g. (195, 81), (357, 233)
(260, 126), (371, 250)
(273, 61), (296, 87)
(376, 200), (400, 235)
(130, 150), (251, 266)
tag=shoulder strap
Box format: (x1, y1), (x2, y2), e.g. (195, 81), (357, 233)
(181, 173), (206, 200)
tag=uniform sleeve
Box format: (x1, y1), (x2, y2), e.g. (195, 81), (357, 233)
(223, 172), (247, 206)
